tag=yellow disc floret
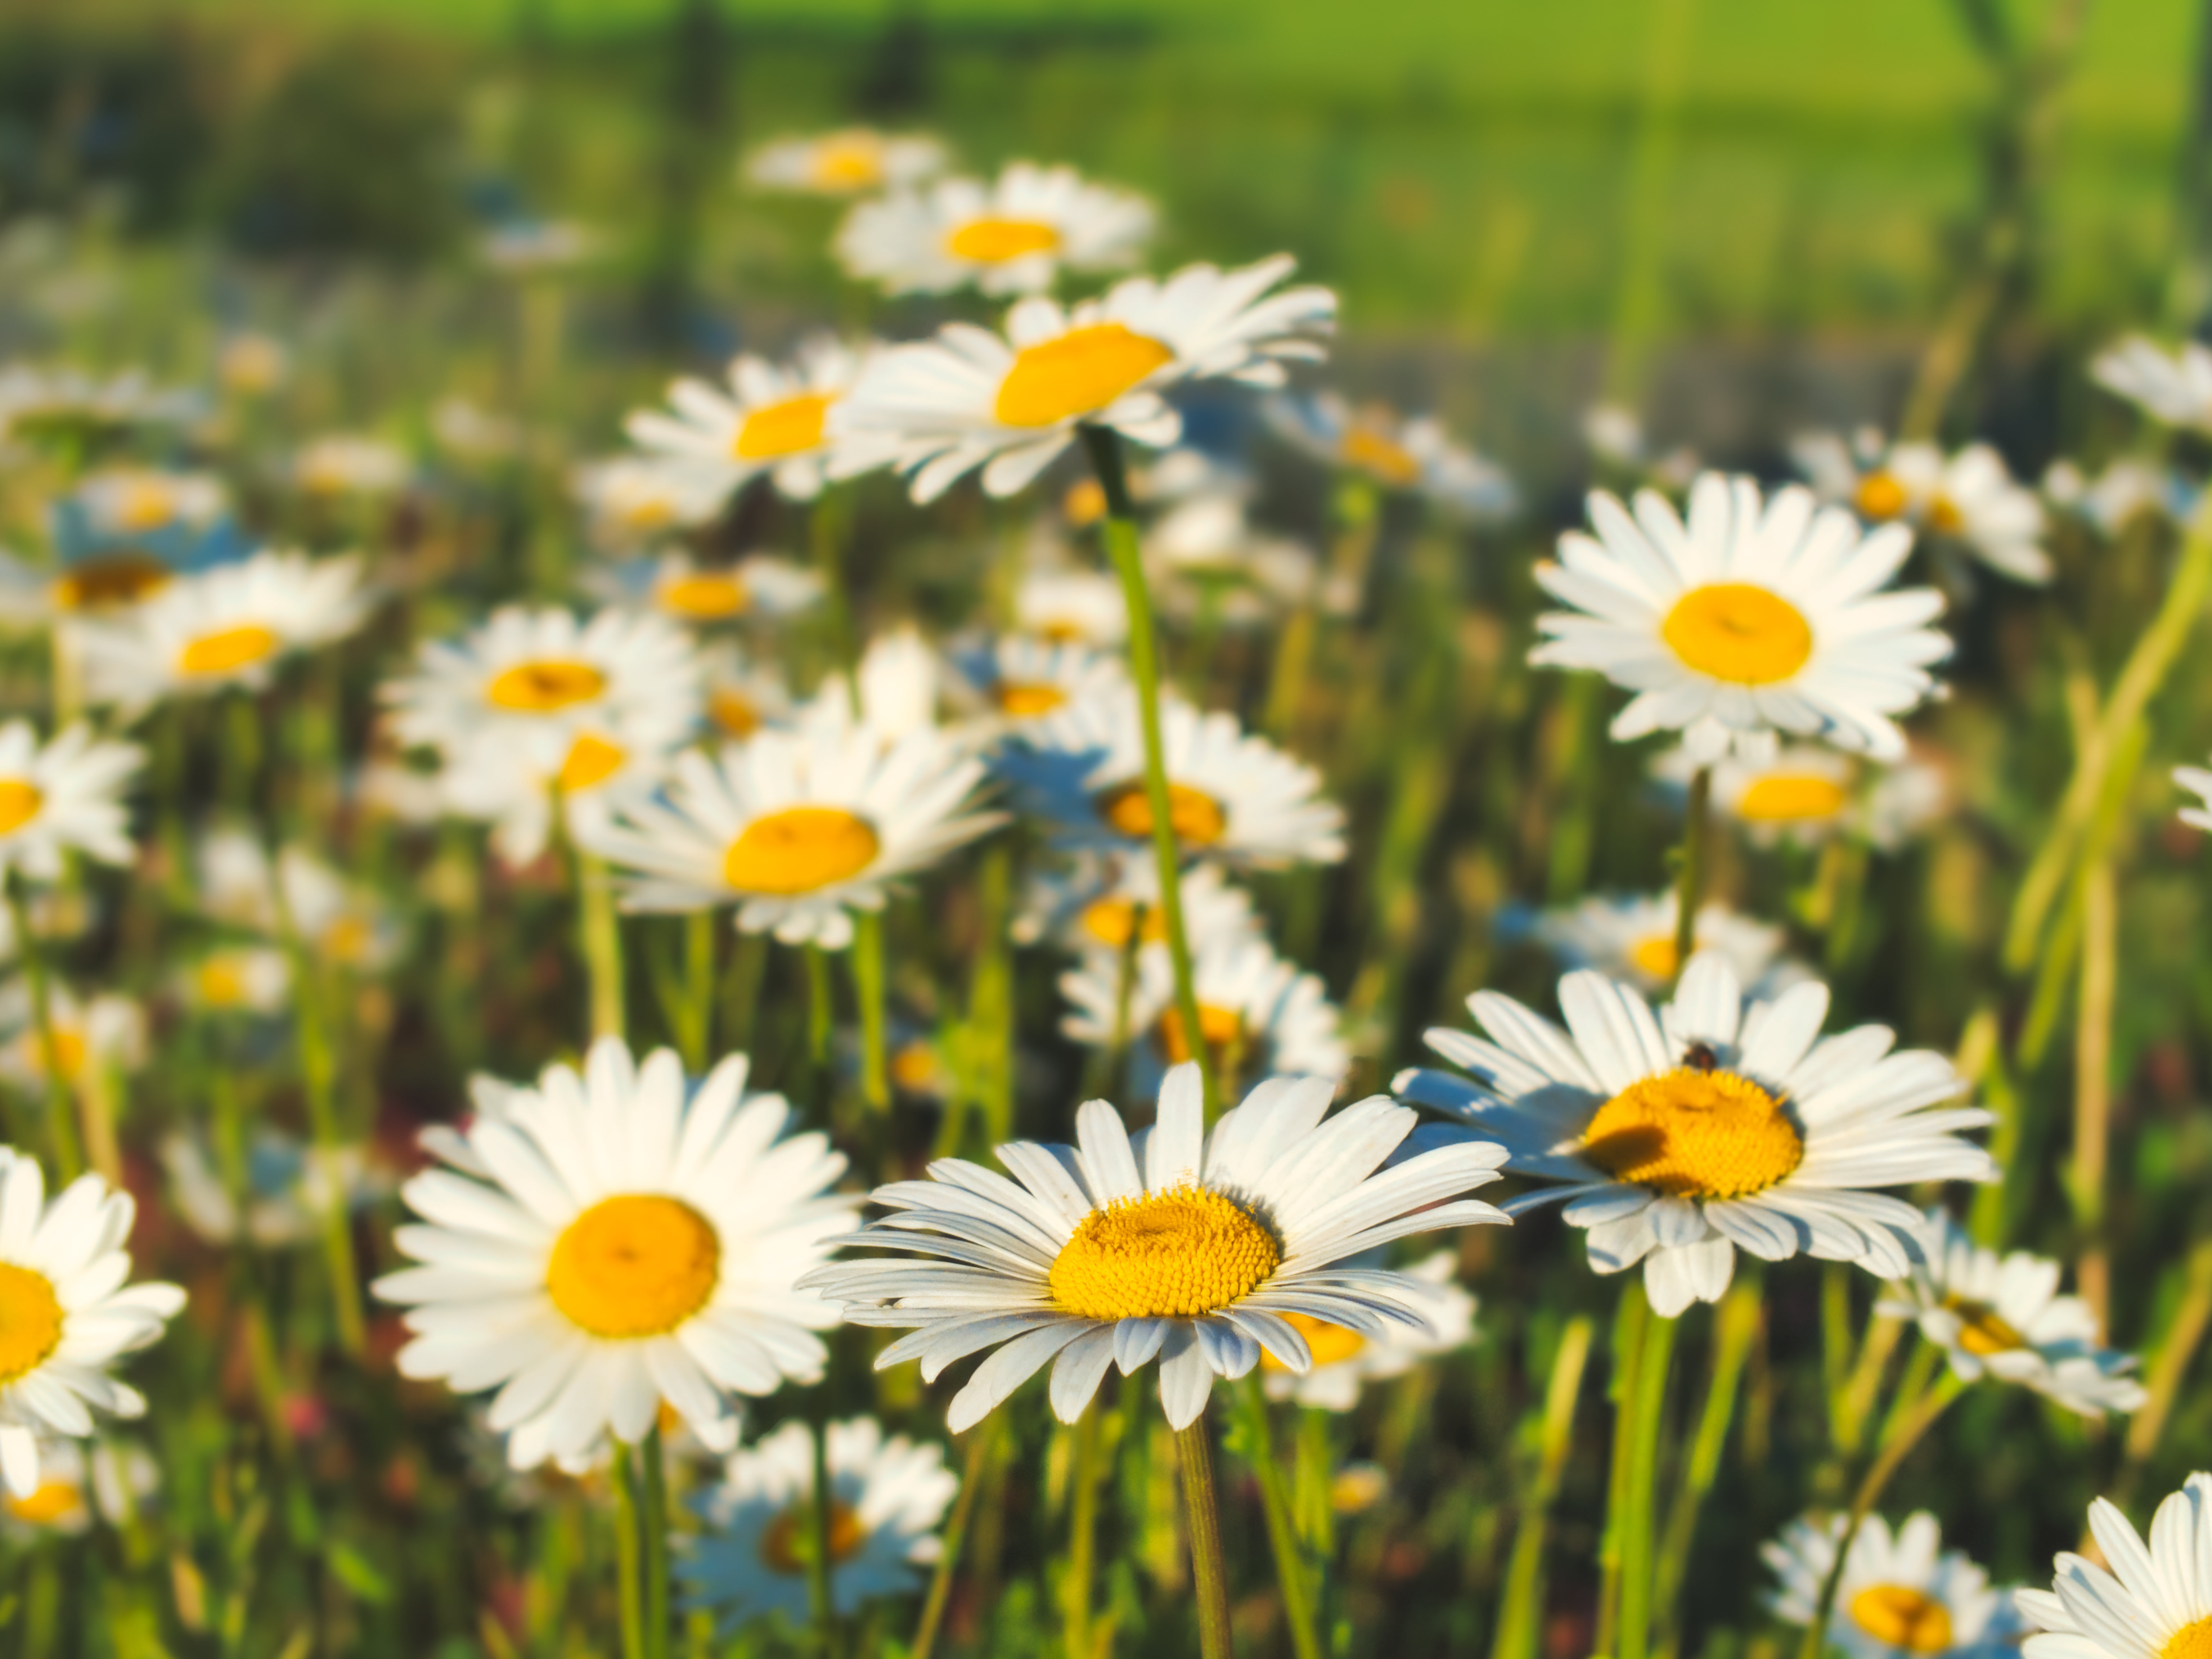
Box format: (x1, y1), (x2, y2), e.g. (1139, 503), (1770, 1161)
(0, 780), (44, 837)
(946, 217), (1061, 264)
(722, 806), (880, 896)
(1097, 781), (1226, 848)
(658, 573), (748, 620)
(488, 659), (606, 712)
(734, 394), (832, 461)
(1628, 935), (1681, 981)
(995, 681), (1068, 718)
(1854, 473), (1909, 521)
(758, 1502), (867, 1574)
(994, 324), (1174, 429)
(1049, 1184), (1281, 1321)
(2163, 1617), (2212, 1659)
(1941, 1295), (2027, 1356)
(1849, 1586), (1954, 1654)
(0, 1261), (66, 1382)
(546, 1194), (720, 1339)
(54, 553), (171, 613)
(1581, 1067), (1804, 1200)
(1660, 583), (1814, 685)
(1340, 424), (1422, 488)
(1736, 773), (1849, 823)
(179, 625), (279, 678)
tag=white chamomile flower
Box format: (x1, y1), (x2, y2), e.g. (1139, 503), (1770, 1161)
(1015, 566), (1127, 647)
(0, 1148), (186, 1500)
(835, 162), (1153, 297)
(161, 1127), (383, 1251)
(0, 365), (197, 450)
(295, 434), (410, 496)
(943, 634), (1128, 743)
(680, 1417), (956, 1632)
(2043, 459), (2190, 539)
(571, 457), (727, 552)
(1654, 743), (1947, 851)
(1878, 1208), (2146, 1417)
(744, 128), (946, 196)
(596, 706), (1002, 949)
(997, 690), (1345, 868)
(586, 553), (826, 630)
(1265, 393), (1517, 518)
(62, 468), (226, 541)
(1146, 494), (1321, 626)
(1535, 892), (1785, 993)
(1795, 430), (2050, 585)
(2018, 1474), (2212, 1659)
(72, 550), (372, 715)
(217, 334), (289, 397)
(802, 1062), (1510, 1430)
(433, 399), (522, 463)
(2091, 336), (2212, 432)
(701, 642), (793, 741)
(440, 731), (680, 869)
(175, 946), (291, 1016)
(0, 987), (145, 1090)
(1534, 473), (1951, 764)
(1765, 1511), (2013, 1659)
(374, 1038), (859, 1470)
(0, 722), (141, 882)
(626, 336), (874, 505)
(1260, 1251), (1476, 1411)
(0, 1437), (158, 1538)
(1395, 952), (1995, 1316)
(1013, 852), (1256, 959)
(2177, 764), (2212, 833)
(195, 829), (397, 970)
(832, 255), (1335, 503)
(853, 628), (946, 744)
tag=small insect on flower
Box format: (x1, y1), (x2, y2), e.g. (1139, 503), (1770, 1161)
(2018, 1474), (2212, 1659)
(1765, 1510), (2019, 1659)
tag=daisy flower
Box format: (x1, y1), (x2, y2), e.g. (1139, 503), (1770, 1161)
(0, 722), (141, 882)
(680, 1417), (956, 1632)
(1394, 951), (1995, 1316)
(835, 162), (1153, 297)
(944, 634), (1128, 743)
(1015, 566), (1128, 647)
(570, 457), (726, 552)
(595, 709), (1002, 949)
(831, 255), (1335, 503)
(1259, 1250), (1477, 1411)
(854, 627), (946, 744)
(0, 1149), (187, 1501)
(1794, 430), (2050, 585)
(2091, 336), (2212, 431)
(71, 550), (372, 715)
(1013, 852), (1256, 959)
(295, 434), (409, 497)
(374, 1039), (858, 1470)
(439, 730), (681, 869)
(196, 829), (399, 970)
(744, 128), (945, 196)
(59, 468), (227, 542)
(625, 335), (874, 505)
(1878, 1208), (2146, 1417)
(1534, 474), (1951, 764)
(1765, 1511), (2013, 1659)
(0, 1438), (158, 1538)
(1653, 744), (1948, 850)
(2043, 459), (2190, 539)
(217, 333), (289, 396)
(996, 690), (1345, 868)
(2018, 1474), (2212, 1659)
(586, 553), (825, 631)
(0, 365), (197, 451)
(175, 946), (291, 1016)
(1265, 393), (1517, 517)
(1146, 494), (1321, 626)
(1534, 891), (1786, 993)
(0, 987), (145, 1091)
(700, 642), (792, 741)
(2177, 764), (2212, 833)
(801, 1062), (1511, 1430)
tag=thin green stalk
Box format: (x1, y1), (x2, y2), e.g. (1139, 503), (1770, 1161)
(1237, 1376), (1323, 1659)
(612, 1442), (648, 1659)
(1081, 423), (1210, 1120)
(809, 488), (859, 701)
(810, 1417), (839, 1659)
(643, 1427), (672, 1659)
(2110, 1237), (2212, 1514)
(1618, 1294), (1677, 1659)
(679, 910), (715, 1073)
(2073, 853), (2116, 1326)
(1491, 1316), (1595, 1659)
(1174, 1417), (1236, 1659)
(576, 847), (626, 1040)
(1596, 1285), (1649, 1659)
(805, 944), (833, 1069)
(5, 875), (84, 1180)
(725, 927), (766, 1055)
(852, 909), (889, 1113)
(967, 841), (1015, 1146)
(1672, 767), (1712, 971)
(1065, 1404), (1104, 1659)
(1653, 1279), (1760, 1659)
(911, 1419), (1001, 1659)
(1833, 1315), (1905, 1462)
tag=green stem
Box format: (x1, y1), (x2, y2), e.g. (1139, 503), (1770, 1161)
(643, 1426), (672, 1659)
(853, 909), (889, 1113)
(1065, 1404), (1103, 1659)
(1618, 1291), (1676, 1659)
(1174, 1418), (1236, 1659)
(679, 910), (715, 1074)
(577, 847), (626, 1040)
(809, 487), (859, 702)
(1595, 1285), (1649, 1659)
(805, 944), (833, 1070)
(810, 1416), (840, 1659)
(724, 927), (766, 1055)
(5, 875), (84, 1181)
(1237, 1377), (1323, 1659)
(1653, 1279), (1759, 1659)
(911, 1420), (1000, 1659)
(1491, 1317), (1595, 1659)
(612, 1442), (647, 1659)
(1672, 767), (1712, 973)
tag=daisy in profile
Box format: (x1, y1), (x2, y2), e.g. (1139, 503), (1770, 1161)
(744, 128), (945, 196)
(1765, 1511), (2013, 1659)
(196, 829), (400, 971)
(595, 706), (1001, 949)
(700, 643), (792, 741)
(943, 634), (1128, 743)
(2091, 336), (2212, 431)
(174, 946), (291, 1017)
(2043, 458), (2189, 539)
(2177, 762), (2212, 833)
(1878, 1208), (2145, 1417)
(438, 729), (681, 869)
(1013, 852), (1255, 959)
(570, 457), (726, 552)
(0, 1148), (187, 1501)
(1794, 430), (2050, 584)
(832, 255), (1335, 502)
(1259, 1251), (1476, 1411)
(1265, 393), (1518, 518)
(803, 1062), (1510, 1430)
(217, 333), (289, 397)
(295, 435), (410, 497)
(1654, 744), (1948, 851)
(0, 1438), (158, 1539)
(626, 335), (875, 505)
(375, 1039), (858, 1470)
(0, 986), (145, 1093)
(1146, 493), (1321, 627)
(72, 551), (372, 715)
(586, 553), (825, 631)
(836, 162), (1153, 297)
(0, 365), (197, 451)
(59, 468), (227, 543)
(1394, 951), (1994, 1315)
(1015, 566), (1127, 647)
(2019, 1475), (2212, 1659)
(0, 723), (141, 882)
(680, 1417), (957, 1632)
(997, 690), (1345, 868)
(1533, 473), (1951, 764)
(1534, 892), (1785, 993)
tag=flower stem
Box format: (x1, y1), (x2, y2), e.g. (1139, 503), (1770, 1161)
(852, 908), (889, 1113)
(4, 873), (84, 1181)
(643, 1425), (672, 1659)
(576, 847), (626, 1040)
(1064, 1403), (1104, 1659)
(1492, 1315), (1596, 1659)
(612, 1441), (647, 1659)
(678, 909), (715, 1074)
(1174, 1417), (1236, 1659)
(1652, 1279), (1760, 1659)
(2072, 854), (2116, 1327)
(805, 944), (833, 1070)
(810, 1413), (840, 1659)
(1080, 423), (1209, 1119)
(1594, 1284), (1648, 1659)
(1236, 1375), (1323, 1659)
(1671, 766), (1712, 972)
(911, 1418), (1001, 1659)
(1618, 1290), (1676, 1659)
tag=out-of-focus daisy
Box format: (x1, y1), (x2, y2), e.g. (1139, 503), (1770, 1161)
(175, 946), (291, 1016)
(1654, 744), (1947, 851)
(217, 334), (289, 396)
(1535, 892), (1785, 993)
(72, 551), (372, 714)
(1395, 952), (1994, 1316)
(432, 398), (523, 463)
(1146, 494), (1321, 626)
(944, 634), (1127, 743)
(744, 128), (946, 196)
(597, 709), (1001, 949)
(0, 722), (141, 882)
(1583, 403), (1702, 489)
(997, 691), (1345, 868)
(1765, 1511), (2011, 1659)
(851, 628), (945, 745)
(680, 1417), (956, 1632)
(161, 1128), (383, 1250)
(1014, 851), (1255, 958)
(832, 256), (1335, 503)
(1015, 566), (1127, 647)
(804, 1062), (1510, 1430)
(1266, 393), (1517, 517)
(701, 643), (792, 741)
(2091, 336), (2212, 432)
(585, 553), (825, 631)
(2177, 764), (2212, 834)
(1534, 474), (1950, 764)
(295, 435), (410, 497)
(442, 735), (680, 868)
(626, 336), (872, 505)
(376, 1039), (858, 1470)
(481, 218), (595, 274)
(571, 457), (726, 552)
(0, 986), (145, 1091)
(0, 1149), (186, 1500)
(836, 162), (1153, 297)
(0, 1437), (158, 1538)
(195, 830), (399, 971)
(0, 365), (197, 451)
(1795, 430), (2050, 584)
(1260, 1251), (1476, 1410)
(1331, 1462), (1390, 1516)
(2019, 1474), (2212, 1659)
(59, 468), (226, 543)
(1879, 1208), (2146, 1417)
(2043, 459), (2190, 539)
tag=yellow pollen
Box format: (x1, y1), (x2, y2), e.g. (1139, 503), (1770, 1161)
(53, 553), (171, 613)
(2162, 1617), (2212, 1659)
(1855, 473), (1910, 521)
(945, 216), (1062, 264)
(758, 1502), (867, 1574)
(320, 916), (373, 965)
(890, 1042), (941, 1094)
(1581, 1067), (1804, 1200)
(994, 324), (1175, 429)
(1737, 774), (1849, 823)
(178, 625), (279, 678)
(721, 806), (879, 895)
(5, 1478), (81, 1526)
(1258, 1309), (1366, 1371)
(734, 394), (832, 461)
(546, 1194), (720, 1339)
(0, 780), (43, 837)
(557, 734), (627, 793)
(487, 659), (606, 712)
(1097, 781), (1226, 848)
(995, 681), (1067, 718)
(1341, 425), (1422, 487)
(1063, 479), (1107, 527)
(808, 136), (884, 190)
(112, 478), (180, 532)
(1079, 897), (1165, 950)
(1628, 934), (1681, 981)
(1927, 495), (1966, 535)
(1156, 1003), (1245, 1066)
(659, 573), (749, 620)
(1049, 1184), (1281, 1321)
(710, 690), (762, 738)
(1849, 1585), (1955, 1654)
(1661, 584), (1813, 685)
(0, 1261), (65, 1382)
(197, 958), (249, 1006)
(36, 1029), (87, 1080)
(1941, 1295), (2027, 1356)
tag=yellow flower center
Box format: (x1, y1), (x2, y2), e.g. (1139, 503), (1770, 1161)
(487, 660), (606, 713)
(1848, 1585), (1955, 1654)
(945, 216), (1063, 264)
(0, 1261), (66, 1382)
(1580, 1067), (1804, 1200)
(2163, 1617), (2212, 1659)
(1661, 584), (1814, 685)
(1258, 1309), (1367, 1371)
(758, 1502), (867, 1574)
(0, 780), (44, 837)
(995, 681), (1067, 718)
(994, 324), (1175, 429)
(320, 916), (374, 965)
(721, 806), (879, 895)
(557, 734), (627, 793)
(178, 624), (279, 678)
(619, 497), (676, 532)
(1156, 1003), (1245, 1066)
(33, 1028), (87, 1080)
(1078, 897), (1165, 950)
(734, 394), (832, 461)
(1062, 479), (1107, 527)
(545, 1195), (720, 1339)
(1854, 473), (1909, 521)
(1097, 782), (1226, 848)
(112, 478), (181, 532)
(710, 689), (762, 738)
(1736, 774), (1849, 823)
(5, 1478), (81, 1526)
(1048, 1184), (1281, 1320)
(1628, 934), (1681, 981)
(53, 553), (171, 613)
(808, 136), (883, 190)
(1341, 425), (1422, 487)
(890, 1042), (942, 1094)
(658, 573), (748, 620)
(1941, 1295), (2027, 1356)
(1927, 495), (1966, 535)
(197, 958), (249, 1007)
